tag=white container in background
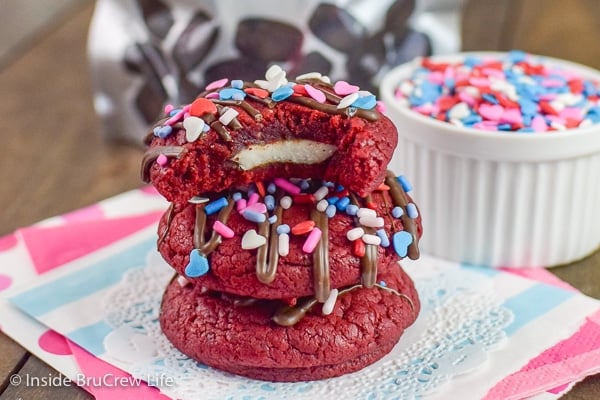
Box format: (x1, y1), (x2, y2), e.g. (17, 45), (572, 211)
(380, 52), (600, 268)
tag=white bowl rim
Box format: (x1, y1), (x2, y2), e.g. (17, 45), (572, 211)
(380, 51), (600, 161)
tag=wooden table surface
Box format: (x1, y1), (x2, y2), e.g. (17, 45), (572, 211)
(0, 2), (598, 399)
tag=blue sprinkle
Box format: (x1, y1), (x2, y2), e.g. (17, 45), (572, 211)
(336, 196), (350, 211)
(508, 49), (527, 63)
(219, 87), (246, 101)
(392, 231), (413, 258)
(272, 85), (294, 101)
(277, 224), (290, 235)
(336, 184), (345, 192)
(345, 204), (359, 216)
(376, 229), (390, 248)
(461, 114), (483, 125)
(232, 192), (242, 201)
(185, 250), (209, 277)
(231, 79), (244, 89)
(444, 77), (455, 90)
(517, 127), (535, 133)
(205, 197), (228, 215)
(463, 56), (482, 67)
(327, 196), (339, 205)
(169, 108), (181, 117)
(378, 280), (387, 287)
(264, 195), (275, 211)
(406, 203), (419, 218)
(323, 181), (335, 188)
(267, 183), (277, 194)
(268, 215), (278, 224)
(242, 210), (266, 223)
(498, 123), (513, 131)
(392, 206), (404, 218)
(396, 175), (413, 192)
(153, 125), (172, 138)
(325, 204), (337, 218)
(482, 93), (498, 105)
(351, 94), (377, 110)
(519, 98), (537, 116)
(300, 180), (310, 191)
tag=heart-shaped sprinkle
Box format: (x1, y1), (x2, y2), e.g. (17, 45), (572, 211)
(205, 78), (228, 91)
(153, 125), (172, 139)
(352, 94), (377, 110)
(376, 101), (386, 113)
(478, 104), (504, 121)
(245, 87), (269, 98)
(337, 92), (359, 109)
(184, 250), (209, 277)
(241, 230), (267, 249)
(219, 87), (246, 101)
(183, 116), (205, 142)
(392, 231), (413, 258)
(304, 84), (326, 103)
(266, 65), (284, 80)
(190, 98), (217, 117)
(334, 80), (359, 96)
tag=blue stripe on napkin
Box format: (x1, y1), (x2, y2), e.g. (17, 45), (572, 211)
(67, 320), (113, 356)
(503, 283), (575, 336)
(10, 237), (154, 317)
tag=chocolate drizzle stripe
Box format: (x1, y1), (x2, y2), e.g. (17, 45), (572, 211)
(385, 171), (420, 260)
(286, 95), (379, 122)
(213, 99), (263, 122)
(158, 203), (175, 246)
(141, 146), (185, 182)
(312, 209), (330, 303)
(271, 282), (414, 327)
(199, 197), (235, 255)
(349, 193), (379, 286)
(193, 203), (207, 248)
(203, 111), (232, 142)
(256, 205), (283, 284)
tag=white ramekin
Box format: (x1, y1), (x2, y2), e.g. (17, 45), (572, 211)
(380, 52), (600, 268)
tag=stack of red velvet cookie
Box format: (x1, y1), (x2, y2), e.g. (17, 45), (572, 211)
(142, 66), (423, 381)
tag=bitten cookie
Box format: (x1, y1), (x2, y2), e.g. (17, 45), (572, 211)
(159, 267), (420, 382)
(141, 67), (398, 203)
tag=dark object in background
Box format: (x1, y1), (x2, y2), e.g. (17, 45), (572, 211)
(89, 0), (461, 143)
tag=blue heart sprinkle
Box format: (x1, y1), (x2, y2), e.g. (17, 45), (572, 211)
(219, 88), (246, 101)
(153, 125), (172, 138)
(352, 94), (377, 110)
(393, 231), (413, 258)
(272, 85), (294, 101)
(184, 250), (209, 277)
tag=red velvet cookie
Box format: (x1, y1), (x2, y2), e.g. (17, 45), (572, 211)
(159, 267), (419, 382)
(141, 68), (398, 203)
(157, 174), (422, 300)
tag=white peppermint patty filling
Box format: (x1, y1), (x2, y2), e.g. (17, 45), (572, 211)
(232, 140), (338, 170)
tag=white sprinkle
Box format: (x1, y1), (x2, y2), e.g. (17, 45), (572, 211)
(550, 121), (566, 131)
(448, 102), (470, 120)
(313, 186), (329, 201)
(399, 81), (414, 96)
(549, 99), (566, 112)
(337, 92), (360, 109)
(266, 65), (283, 80)
(450, 118), (464, 127)
(278, 233), (289, 256)
(346, 227), (365, 241)
(295, 72), (322, 81)
(241, 230), (267, 249)
(321, 288), (339, 315)
(219, 107), (239, 125)
(359, 216), (384, 228)
(556, 92), (582, 107)
(579, 118), (593, 128)
(280, 196), (293, 209)
(188, 196), (210, 204)
(316, 199), (329, 212)
(362, 234), (381, 246)
(176, 275), (190, 287)
(357, 208), (377, 218)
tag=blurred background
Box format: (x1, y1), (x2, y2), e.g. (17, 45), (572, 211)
(0, 0), (598, 399)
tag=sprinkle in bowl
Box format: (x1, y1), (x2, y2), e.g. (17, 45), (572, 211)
(380, 51), (600, 267)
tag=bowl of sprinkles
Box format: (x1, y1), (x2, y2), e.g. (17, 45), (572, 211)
(380, 50), (600, 267)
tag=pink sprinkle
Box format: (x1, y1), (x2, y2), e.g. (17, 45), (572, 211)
(274, 178), (301, 195)
(478, 104), (504, 121)
(413, 104), (436, 115)
(156, 154), (168, 166)
(245, 202), (267, 214)
(184, 112), (191, 119)
(165, 104), (192, 125)
(304, 84), (326, 103)
(541, 78), (565, 88)
(302, 227), (322, 253)
(236, 198), (247, 213)
(427, 71), (444, 85)
(531, 115), (548, 132)
(213, 221), (235, 238)
(375, 101), (386, 113)
(247, 192), (260, 207)
(205, 92), (219, 99)
(500, 108), (522, 125)
(164, 104), (174, 114)
(458, 91), (476, 106)
(560, 107), (583, 121)
(538, 93), (558, 101)
(473, 121), (499, 131)
(482, 68), (505, 79)
(205, 78), (229, 91)
(469, 77), (490, 87)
